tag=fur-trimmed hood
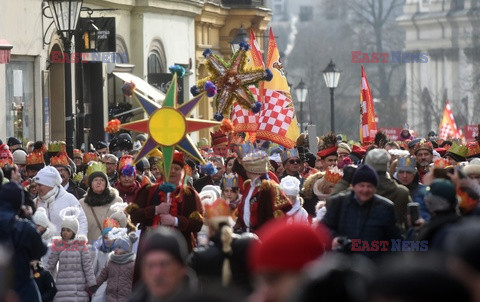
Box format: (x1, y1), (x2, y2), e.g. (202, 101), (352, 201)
(83, 187), (120, 207)
(302, 171), (325, 200)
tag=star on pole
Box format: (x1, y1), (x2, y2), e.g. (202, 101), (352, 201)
(120, 74), (220, 180)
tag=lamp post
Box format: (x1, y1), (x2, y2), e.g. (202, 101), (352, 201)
(323, 59), (341, 133)
(295, 79), (308, 132)
(229, 26), (248, 53)
(48, 0), (83, 158)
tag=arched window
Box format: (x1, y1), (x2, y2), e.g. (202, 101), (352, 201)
(148, 51), (163, 74)
(115, 35), (129, 63)
(147, 39), (167, 74)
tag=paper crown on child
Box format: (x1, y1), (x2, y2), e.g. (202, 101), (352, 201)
(86, 161), (107, 177)
(26, 151), (45, 166)
(324, 166), (343, 184)
(50, 153), (70, 167)
(103, 217), (120, 230)
(222, 173), (238, 188)
(83, 152), (99, 164)
(280, 148), (300, 163)
(204, 198), (231, 219)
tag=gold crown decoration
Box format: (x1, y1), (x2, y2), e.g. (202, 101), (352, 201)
(50, 153), (70, 167)
(242, 150), (269, 174)
(48, 141), (63, 153)
(83, 152), (99, 164)
(324, 166), (343, 184)
(280, 148), (300, 163)
(433, 158), (450, 168)
(26, 152), (45, 166)
(466, 141), (480, 158)
(86, 161), (107, 178)
(102, 217), (120, 230)
(210, 130), (228, 147)
(204, 198), (231, 219)
(448, 142), (468, 158)
(414, 139), (433, 154)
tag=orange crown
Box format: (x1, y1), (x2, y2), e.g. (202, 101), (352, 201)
(433, 158), (450, 168)
(102, 217), (120, 230)
(324, 166), (343, 184)
(50, 153), (70, 167)
(205, 198), (231, 219)
(0, 158), (13, 167)
(467, 141), (480, 157)
(118, 155), (133, 171)
(26, 152), (45, 166)
(83, 152), (99, 164)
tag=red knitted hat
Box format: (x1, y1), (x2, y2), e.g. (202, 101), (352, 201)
(249, 219), (329, 273)
(172, 151), (185, 167)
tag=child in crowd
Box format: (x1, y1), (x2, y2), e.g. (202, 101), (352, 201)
(92, 229), (138, 302)
(32, 207), (57, 264)
(45, 207), (96, 301)
(31, 260), (57, 302)
(280, 176), (309, 224)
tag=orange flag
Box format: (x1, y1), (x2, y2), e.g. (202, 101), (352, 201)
(439, 100), (462, 139)
(255, 28), (300, 148)
(359, 66), (377, 144)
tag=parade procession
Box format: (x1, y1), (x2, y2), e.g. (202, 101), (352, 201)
(2, 0), (480, 301)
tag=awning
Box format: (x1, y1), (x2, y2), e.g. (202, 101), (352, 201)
(113, 72), (165, 105)
(0, 39), (13, 64)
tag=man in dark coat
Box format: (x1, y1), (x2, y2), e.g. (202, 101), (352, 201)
(193, 157), (225, 192)
(322, 164), (401, 259)
(0, 182), (47, 302)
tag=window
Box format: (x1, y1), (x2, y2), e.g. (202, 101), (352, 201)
(148, 51), (164, 74)
(5, 59), (35, 143)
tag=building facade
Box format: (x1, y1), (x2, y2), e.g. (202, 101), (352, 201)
(397, 0), (480, 135)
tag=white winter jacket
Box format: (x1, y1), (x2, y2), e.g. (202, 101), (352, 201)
(36, 186), (88, 236)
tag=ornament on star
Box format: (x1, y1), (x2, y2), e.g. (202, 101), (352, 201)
(119, 74), (220, 181)
(191, 42), (273, 121)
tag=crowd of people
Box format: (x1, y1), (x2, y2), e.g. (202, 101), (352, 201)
(1, 126), (480, 302)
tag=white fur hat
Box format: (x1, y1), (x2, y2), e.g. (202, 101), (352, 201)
(33, 207), (51, 228)
(280, 175), (301, 196)
(35, 166), (62, 188)
(60, 207), (80, 235)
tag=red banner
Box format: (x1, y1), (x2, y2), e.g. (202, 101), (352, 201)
(464, 124), (479, 142)
(378, 127), (402, 140)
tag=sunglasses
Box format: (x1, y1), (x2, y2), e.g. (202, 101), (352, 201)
(288, 159), (302, 164)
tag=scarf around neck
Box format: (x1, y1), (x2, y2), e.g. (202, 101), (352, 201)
(116, 181), (140, 196)
(84, 187), (117, 207)
(110, 252), (135, 264)
(39, 185), (60, 204)
(287, 197), (302, 216)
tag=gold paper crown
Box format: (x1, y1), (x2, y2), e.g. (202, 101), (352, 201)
(467, 142), (480, 157)
(204, 198), (231, 219)
(414, 139), (433, 154)
(50, 153), (70, 167)
(210, 130), (228, 147)
(433, 158), (450, 168)
(86, 161), (107, 178)
(48, 141), (63, 153)
(324, 166), (343, 184)
(222, 173), (239, 188)
(448, 142), (468, 158)
(280, 148), (300, 163)
(26, 152), (45, 166)
(83, 152), (99, 164)
(73, 149), (83, 159)
(102, 217), (120, 230)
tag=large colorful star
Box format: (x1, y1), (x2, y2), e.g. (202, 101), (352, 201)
(192, 43), (272, 121)
(120, 74), (220, 180)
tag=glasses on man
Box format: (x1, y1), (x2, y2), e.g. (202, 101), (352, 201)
(288, 159), (301, 165)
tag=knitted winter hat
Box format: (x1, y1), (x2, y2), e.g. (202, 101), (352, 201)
(140, 227), (188, 265)
(35, 166), (62, 188)
(32, 207), (50, 228)
(249, 219), (329, 273)
(424, 179), (457, 213)
(365, 148), (391, 173)
(351, 164), (379, 187)
(60, 206), (80, 235)
(12, 149), (27, 165)
(114, 232), (138, 253)
(109, 202), (128, 228)
(280, 176), (301, 196)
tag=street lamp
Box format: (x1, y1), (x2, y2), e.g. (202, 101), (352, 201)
(323, 59), (341, 133)
(82, 19), (99, 51)
(48, 0), (83, 158)
(295, 79), (308, 132)
(230, 27), (248, 53)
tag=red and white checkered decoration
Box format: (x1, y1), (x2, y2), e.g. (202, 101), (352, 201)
(439, 100), (462, 140)
(255, 88), (294, 136)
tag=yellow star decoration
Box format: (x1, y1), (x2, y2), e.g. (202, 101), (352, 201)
(120, 74), (220, 180)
